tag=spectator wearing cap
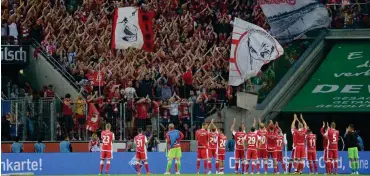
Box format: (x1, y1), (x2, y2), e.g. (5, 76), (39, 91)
(34, 139), (46, 153)
(11, 137), (23, 153)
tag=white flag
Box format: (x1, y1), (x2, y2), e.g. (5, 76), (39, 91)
(111, 7), (155, 52)
(228, 18), (284, 86)
(259, 0), (331, 43)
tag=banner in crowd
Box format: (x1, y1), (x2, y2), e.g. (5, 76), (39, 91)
(259, 0), (331, 43)
(228, 18), (284, 86)
(111, 7), (155, 52)
(284, 43), (370, 112)
(86, 103), (100, 132)
(1, 45), (29, 64)
(2, 152), (370, 175)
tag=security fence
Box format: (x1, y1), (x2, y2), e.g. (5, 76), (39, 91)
(2, 98), (226, 142)
(2, 98), (57, 141)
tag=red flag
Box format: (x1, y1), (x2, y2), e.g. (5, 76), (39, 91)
(86, 103), (100, 132)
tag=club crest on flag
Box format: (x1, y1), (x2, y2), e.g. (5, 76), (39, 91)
(229, 18), (284, 86)
(128, 156), (144, 172)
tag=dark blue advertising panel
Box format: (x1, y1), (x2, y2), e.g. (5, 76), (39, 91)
(1, 45), (29, 65)
(1, 152), (370, 175)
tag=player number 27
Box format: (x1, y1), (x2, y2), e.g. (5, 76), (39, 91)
(102, 135), (110, 144)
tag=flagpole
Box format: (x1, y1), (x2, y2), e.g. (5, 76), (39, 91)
(98, 61), (101, 96)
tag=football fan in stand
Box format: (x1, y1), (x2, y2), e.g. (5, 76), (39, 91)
(216, 129), (227, 174)
(274, 123), (287, 174)
(195, 122), (209, 174)
(89, 133), (101, 152)
(291, 114), (308, 174)
(134, 128), (151, 175)
(306, 128), (318, 174)
(324, 122), (340, 175)
(245, 118), (258, 174)
(164, 123), (184, 175)
(320, 121), (330, 174)
(256, 118), (268, 174)
(99, 123), (115, 175)
(207, 119), (218, 174)
(266, 120), (279, 174)
(230, 118), (246, 174)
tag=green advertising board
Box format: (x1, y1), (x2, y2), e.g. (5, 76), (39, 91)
(283, 43), (370, 112)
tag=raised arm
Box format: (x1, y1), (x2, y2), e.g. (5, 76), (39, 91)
(300, 114), (307, 129)
(320, 121), (326, 136)
(230, 118), (236, 133)
(253, 118), (256, 127)
(291, 114), (297, 130)
(242, 118), (245, 131)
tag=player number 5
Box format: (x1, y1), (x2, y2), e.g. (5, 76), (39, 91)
(333, 133), (337, 142)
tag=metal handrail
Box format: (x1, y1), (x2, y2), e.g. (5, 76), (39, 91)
(32, 39), (80, 91)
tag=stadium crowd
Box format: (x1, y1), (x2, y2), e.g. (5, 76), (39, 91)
(2, 0), (369, 141)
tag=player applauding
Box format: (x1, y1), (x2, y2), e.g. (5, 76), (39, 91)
(207, 119), (218, 174)
(216, 129), (227, 174)
(195, 122), (209, 174)
(325, 122), (340, 174)
(291, 114), (308, 174)
(245, 118), (258, 174)
(230, 118), (246, 174)
(307, 128), (318, 174)
(320, 121), (330, 174)
(134, 128), (150, 175)
(266, 120), (278, 174)
(275, 123), (287, 174)
(256, 119), (268, 174)
(100, 123), (114, 175)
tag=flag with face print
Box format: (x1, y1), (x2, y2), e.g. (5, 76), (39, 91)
(228, 18), (284, 86)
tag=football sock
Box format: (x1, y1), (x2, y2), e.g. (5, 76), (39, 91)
(334, 161), (338, 173)
(106, 161), (110, 173)
(196, 160), (200, 172)
(235, 161), (239, 172)
(177, 160), (181, 172)
(313, 161), (318, 173)
(144, 161), (149, 173)
(208, 161), (212, 171)
(203, 160), (208, 173)
(245, 162), (249, 173)
(99, 160), (104, 173)
(309, 162), (313, 173)
(166, 160), (172, 172)
(241, 161), (245, 173)
(288, 162), (292, 172)
(215, 161), (219, 172)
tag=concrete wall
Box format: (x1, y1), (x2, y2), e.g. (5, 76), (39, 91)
(23, 46), (79, 99)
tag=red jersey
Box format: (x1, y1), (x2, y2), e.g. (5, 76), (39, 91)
(101, 130), (114, 151)
(320, 127), (328, 148)
(292, 128), (307, 146)
(326, 128), (339, 150)
(246, 132), (258, 150)
(275, 135), (284, 151)
(307, 133), (317, 151)
(257, 130), (268, 149)
(232, 131), (246, 150)
(208, 131), (218, 149)
(266, 131), (277, 151)
(134, 134), (148, 153)
(217, 134), (227, 154)
(179, 103), (190, 119)
(136, 103), (148, 119)
(196, 129), (208, 148)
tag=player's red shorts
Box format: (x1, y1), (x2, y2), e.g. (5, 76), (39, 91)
(246, 149), (257, 160)
(294, 145), (306, 159)
(234, 149), (245, 160)
(218, 154), (225, 161)
(197, 148), (208, 159)
(290, 147), (295, 160)
(258, 149), (267, 159)
(328, 149), (338, 160)
(136, 151), (147, 160)
(208, 149), (217, 159)
(101, 151), (112, 159)
(276, 150), (283, 162)
(267, 150), (277, 159)
(307, 150), (317, 161)
(323, 149), (328, 161)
